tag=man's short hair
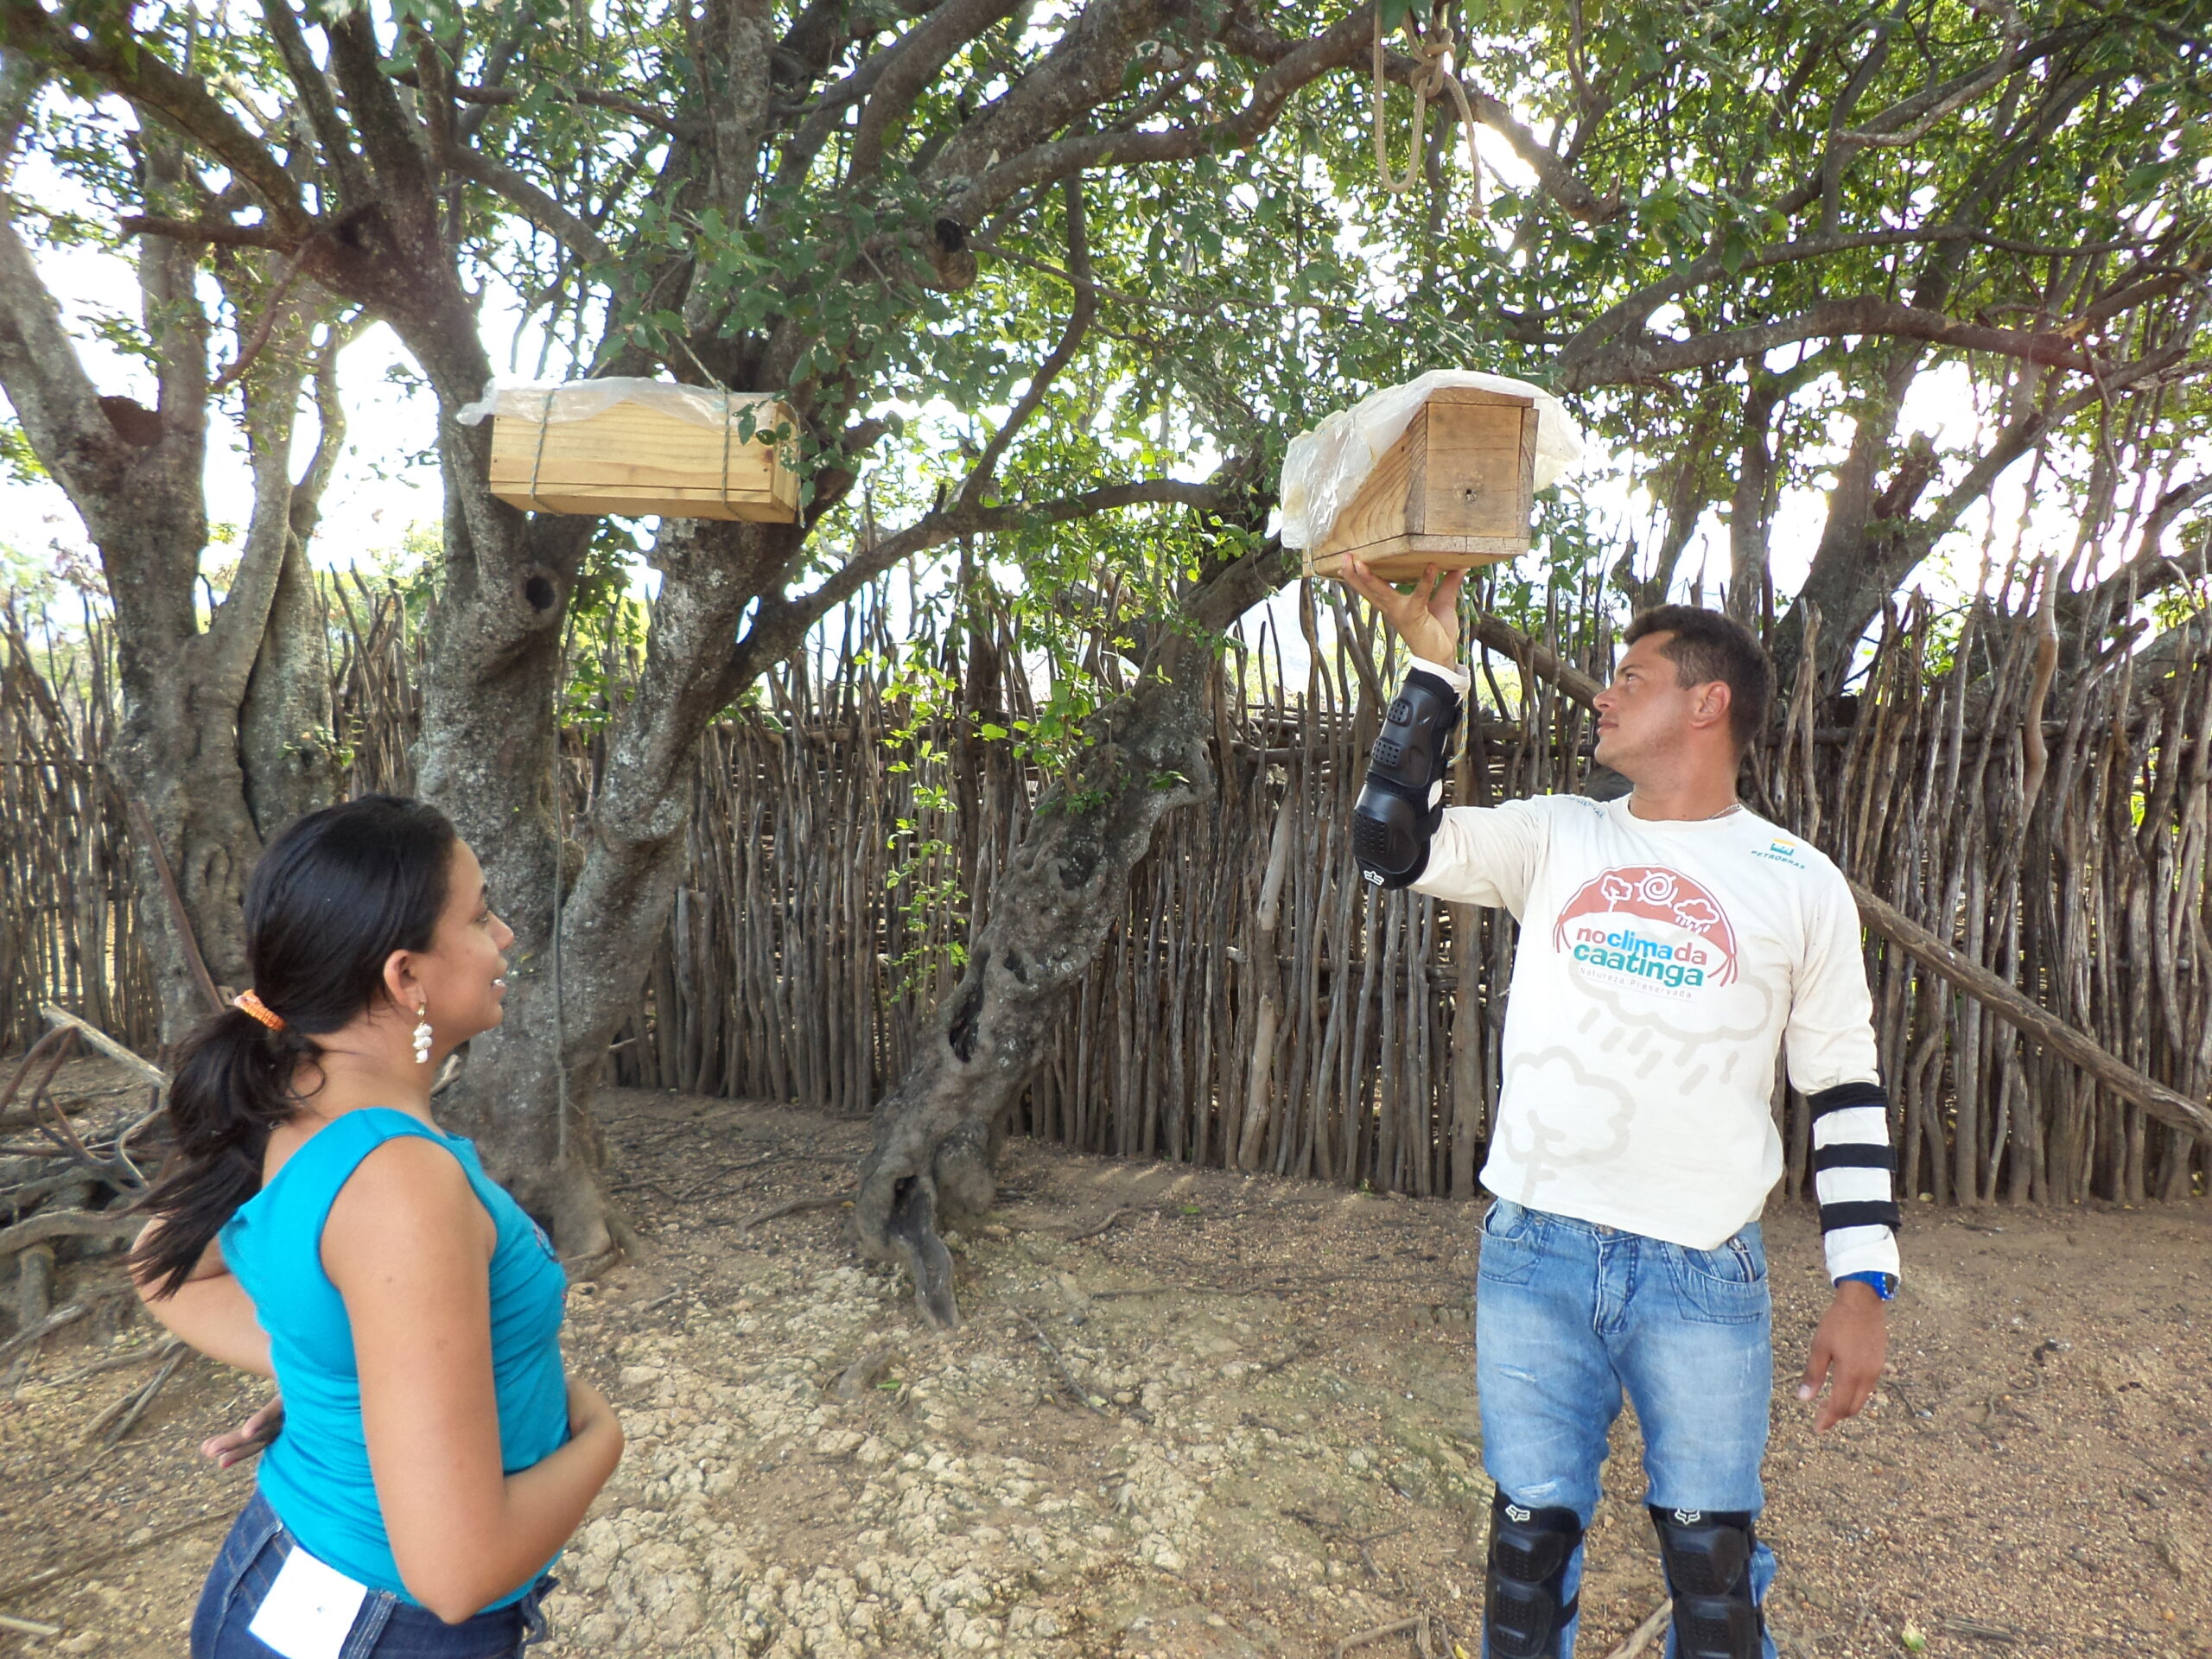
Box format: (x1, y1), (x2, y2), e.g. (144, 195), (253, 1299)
(1622, 606), (1776, 752)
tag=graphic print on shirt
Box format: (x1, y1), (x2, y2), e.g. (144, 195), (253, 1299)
(1494, 1033), (1638, 1185)
(1551, 865), (1739, 995)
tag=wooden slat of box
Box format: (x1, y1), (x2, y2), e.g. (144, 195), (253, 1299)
(1302, 386), (1539, 580)
(489, 397), (800, 522)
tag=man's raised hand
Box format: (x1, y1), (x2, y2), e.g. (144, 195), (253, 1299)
(1336, 556), (1466, 667)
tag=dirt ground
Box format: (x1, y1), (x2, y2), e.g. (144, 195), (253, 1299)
(3, 1082), (2209, 1658)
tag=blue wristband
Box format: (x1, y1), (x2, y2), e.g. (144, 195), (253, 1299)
(1837, 1270), (1896, 1300)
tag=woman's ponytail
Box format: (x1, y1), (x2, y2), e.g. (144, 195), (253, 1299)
(128, 1008), (314, 1298)
(125, 794), (457, 1298)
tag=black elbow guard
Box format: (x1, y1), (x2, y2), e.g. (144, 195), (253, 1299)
(1352, 669), (1462, 890)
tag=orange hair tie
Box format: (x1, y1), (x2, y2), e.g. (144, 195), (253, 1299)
(234, 990), (284, 1031)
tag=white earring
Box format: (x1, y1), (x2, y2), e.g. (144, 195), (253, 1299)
(412, 1007), (434, 1065)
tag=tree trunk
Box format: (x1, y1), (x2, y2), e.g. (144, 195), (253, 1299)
(406, 435), (595, 1241)
(0, 138), (345, 1043)
(854, 543), (1288, 1326)
(430, 515), (796, 1261)
(243, 13), (804, 1258)
(238, 537), (338, 835)
(240, 326), (348, 836)
(1726, 375), (1783, 625)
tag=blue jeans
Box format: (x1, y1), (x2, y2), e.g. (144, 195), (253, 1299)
(191, 1491), (557, 1658)
(1476, 1200), (1779, 1659)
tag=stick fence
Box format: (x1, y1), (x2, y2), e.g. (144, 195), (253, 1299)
(4, 575), (2204, 1208)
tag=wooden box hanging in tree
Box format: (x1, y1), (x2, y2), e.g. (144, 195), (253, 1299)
(461, 379), (801, 522)
(1281, 371), (1584, 582)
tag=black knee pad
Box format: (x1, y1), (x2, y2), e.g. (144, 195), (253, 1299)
(1352, 669), (1461, 890)
(1484, 1491), (1582, 1659)
(1649, 1507), (1763, 1659)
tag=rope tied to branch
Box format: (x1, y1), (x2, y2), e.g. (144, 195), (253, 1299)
(526, 385), (556, 513)
(720, 388), (734, 514)
(1372, 5), (1484, 209)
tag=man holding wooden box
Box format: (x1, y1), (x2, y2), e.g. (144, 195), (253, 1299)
(1338, 560), (1900, 1659)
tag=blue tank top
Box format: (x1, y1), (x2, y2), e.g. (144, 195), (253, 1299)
(219, 1108), (570, 1611)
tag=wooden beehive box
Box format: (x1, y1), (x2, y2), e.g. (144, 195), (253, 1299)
(1302, 385), (1538, 579)
(489, 393), (800, 521)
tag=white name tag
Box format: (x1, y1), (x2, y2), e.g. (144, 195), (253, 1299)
(246, 1541), (370, 1659)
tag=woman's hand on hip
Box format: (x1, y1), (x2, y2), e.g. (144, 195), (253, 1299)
(201, 1392), (284, 1469)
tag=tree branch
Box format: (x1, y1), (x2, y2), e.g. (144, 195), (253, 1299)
(775, 0), (870, 90)
(849, 0), (1027, 184)
(727, 476), (1226, 691)
(290, 318), (357, 538)
(1185, 534), (1294, 633)
(385, 67), (702, 140)
(1834, 30), (2027, 149)
(956, 176), (1094, 506)
(0, 195), (126, 507)
(321, 11), (438, 221)
(2062, 476), (2212, 628)
(119, 213), (294, 251)
(771, 40), (904, 199)
(0, 46), (42, 179)
(453, 2), (525, 144)
(1560, 220), (2151, 374)
(1431, 61), (1618, 223)
(1850, 883), (2212, 1141)
(139, 135), (213, 451)
(258, 0), (374, 209)
(1560, 298), (2118, 391)
(1206, 10), (1617, 222)
(2, 2), (309, 232)
(204, 351), (315, 696)
(440, 141), (613, 265)
(938, 4), (1372, 228)
(209, 245), (313, 392)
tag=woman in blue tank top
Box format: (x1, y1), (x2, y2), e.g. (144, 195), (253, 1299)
(129, 795), (624, 1657)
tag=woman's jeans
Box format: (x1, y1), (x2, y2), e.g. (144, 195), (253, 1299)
(191, 1491), (556, 1659)
(1477, 1200), (1781, 1659)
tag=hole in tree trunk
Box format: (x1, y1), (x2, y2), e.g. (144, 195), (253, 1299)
(887, 1175), (958, 1331)
(99, 396), (163, 448)
(946, 976), (983, 1062)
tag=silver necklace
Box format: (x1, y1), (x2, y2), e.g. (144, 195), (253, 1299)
(1630, 794), (1744, 821)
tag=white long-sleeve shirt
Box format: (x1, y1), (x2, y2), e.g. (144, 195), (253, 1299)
(1406, 658), (1902, 1284)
